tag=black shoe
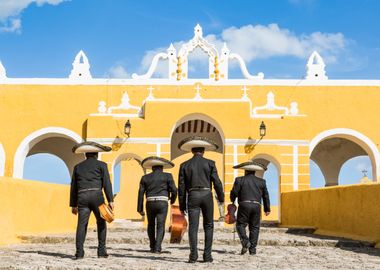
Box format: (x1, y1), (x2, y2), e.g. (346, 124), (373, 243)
(203, 258), (213, 263)
(249, 248), (256, 255)
(98, 253), (109, 258)
(74, 255), (84, 260)
(188, 259), (197, 263)
(150, 248), (155, 253)
(241, 242), (251, 255)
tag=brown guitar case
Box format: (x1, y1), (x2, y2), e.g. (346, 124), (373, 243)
(169, 205), (188, 243)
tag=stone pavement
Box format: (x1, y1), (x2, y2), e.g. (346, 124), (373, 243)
(1, 222), (380, 270)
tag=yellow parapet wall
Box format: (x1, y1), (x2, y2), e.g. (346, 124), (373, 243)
(281, 183), (380, 245)
(0, 177), (81, 245)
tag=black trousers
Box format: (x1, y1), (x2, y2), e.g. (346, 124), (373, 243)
(146, 201), (168, 252)
(188, 190), (214, 261)
(236, 202), (261, 251)
(76, 190), (106, 256)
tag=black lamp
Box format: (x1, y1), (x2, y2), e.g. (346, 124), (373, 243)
(124, 120), (131, 137)
(259, 121), (266, 137)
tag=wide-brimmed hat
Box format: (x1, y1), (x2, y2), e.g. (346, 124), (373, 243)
(233, 161), (267, 171)
(178, 136), (218, 152)
(141, 156), (174, 169)
(72, 141), (112, 154)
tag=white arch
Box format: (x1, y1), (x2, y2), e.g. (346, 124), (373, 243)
(111, 153), (143, 175)
(13, 127), (83, 179)
(309, 128), (380, 182)
(0, 143), (5, 176)
(251, 153), (281, 174)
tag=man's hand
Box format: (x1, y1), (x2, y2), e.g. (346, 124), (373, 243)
(265, 212), (271, 216)
(139, 211), (145, 216)
(109, 202), (114, 211)
(71, 207), (78, 215)
(180, 210), (187, 216)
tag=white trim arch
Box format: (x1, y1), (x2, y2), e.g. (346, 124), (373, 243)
(0, 143), (5, 176)
(170, 113), (226, 141)
(309, 128), (380, 182)
(13, 127), (83, 179)
(252, 153), (281, 174)
(111, 153), (143, 174)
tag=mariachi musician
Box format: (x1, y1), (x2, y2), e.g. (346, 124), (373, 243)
(230, 161), (270, 255)
(137, 156), (177, 253)
(178, 136), (224, 263)
(70, 141), (114, 259)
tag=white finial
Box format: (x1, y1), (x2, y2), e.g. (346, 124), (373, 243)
(0, 61), (6, 79)
(222, 43), (230, 55)
(306, 51), (328, 80)
(69, 50), (92, 79)
(98, 101), (107, 114)
(194, 24), (203, 37)
(167, 43), (176, 55)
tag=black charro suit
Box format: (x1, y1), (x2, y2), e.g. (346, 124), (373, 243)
(230, 172), (270, 253)
(178, 154), (224, 262)
(70, 156), (113, 257)
(137, 168), (177, 252)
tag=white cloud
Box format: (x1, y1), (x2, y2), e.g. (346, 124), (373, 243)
(138, 23), (348, 77)
(0, 18), (21, 33)
(0, 0), (68, 33)
(107, 65), (129, 79)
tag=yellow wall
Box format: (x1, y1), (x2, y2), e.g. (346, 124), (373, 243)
(281, 183), (380, 245)
(0, 176), (94, 245)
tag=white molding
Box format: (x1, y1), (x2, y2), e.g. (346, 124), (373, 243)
(13, 127), (83, 179)
(233, 144), (238, 180)
(225, 139), (309, 146)
(0, 143), (5, 176)
(293, 145), (299, 190)
(309, 128), (380, 182)
(89, 137), (309, 146)
(2, 78), (380, 86)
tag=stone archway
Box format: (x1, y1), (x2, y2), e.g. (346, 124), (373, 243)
(252, 153), (281, 222)
(170, 113), (225, 220)
(310, 129), (379, 186)
(13, 127), (84, 179)
(112, 153), (144, 220)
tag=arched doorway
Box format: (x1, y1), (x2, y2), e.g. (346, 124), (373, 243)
(170, 113), (225, 220)
(13, 127), (84, 180)
(310, 129), (379, 186)
(251, 154), (281, 222)
(112, 153), (144, 220)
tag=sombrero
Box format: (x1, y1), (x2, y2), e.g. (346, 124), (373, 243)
(72, 141), (112, 154)
(178, 136), (218, 152)
(233, 161), (267, 171)
(141, 156), (174, 169)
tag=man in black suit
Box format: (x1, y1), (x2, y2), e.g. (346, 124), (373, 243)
(178, 136), (224, 263)
(230, 161), (270, 255)
(70, 142), (114, 259)
(137, 156), (177, 253)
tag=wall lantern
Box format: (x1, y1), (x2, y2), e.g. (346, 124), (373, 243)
(124, 119), (131, 137)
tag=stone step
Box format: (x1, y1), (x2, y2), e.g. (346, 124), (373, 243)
(18, 229), (373, 248)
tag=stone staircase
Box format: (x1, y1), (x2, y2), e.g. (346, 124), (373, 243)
(18, 220), (374, 248)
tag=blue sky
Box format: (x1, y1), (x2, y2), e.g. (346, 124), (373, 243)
(3, 0), (376, 205)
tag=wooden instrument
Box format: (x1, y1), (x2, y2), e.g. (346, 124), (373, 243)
(98, 203), (114, 223)
(169, 205), (187, 244)
(224, 203), (237, 224)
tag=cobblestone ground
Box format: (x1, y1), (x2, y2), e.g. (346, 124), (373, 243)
(0, 223), (380, 270)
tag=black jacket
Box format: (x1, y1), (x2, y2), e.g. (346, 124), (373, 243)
(70, 157), (113, 207)
(230, 173), (270, 213)
(137, 170), (178, 213)
(178, 154), (224, 211)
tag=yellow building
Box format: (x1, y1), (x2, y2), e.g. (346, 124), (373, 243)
(1, 24), (380, 231)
